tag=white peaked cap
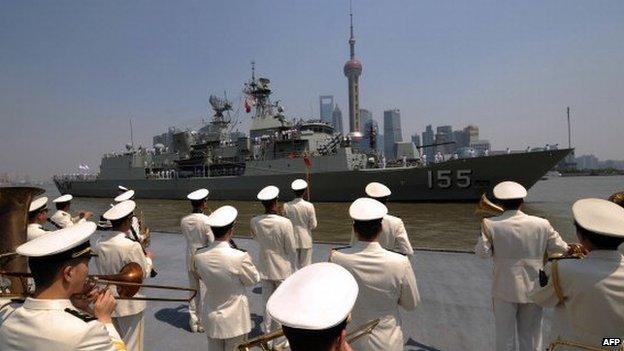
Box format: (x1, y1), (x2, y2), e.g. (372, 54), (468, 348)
(103, 200), (136, 221)
(291, 179), (308, 191)
(267, 262), (358, 330)
(365, 182), (391, 198)
(114, 190), (135, 202)
(187, 188), (209, 201)
(257, 185), (279, 201)
(206, 205), (238, 227)
(349, 197), (388, 221)
(118, 185), (129, 191)
(17, 221), (96, 257)
(53, 194), (73, 203)
(29, 197), (48, 213)
(572, 198), (624, 238)
(493, 181), (527, 200)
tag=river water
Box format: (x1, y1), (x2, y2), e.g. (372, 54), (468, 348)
(41, 175), (623, 251)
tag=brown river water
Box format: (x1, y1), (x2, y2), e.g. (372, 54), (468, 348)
(42, 175), (623, 251)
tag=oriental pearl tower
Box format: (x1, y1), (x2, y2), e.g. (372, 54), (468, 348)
(344, 3), (363, 140)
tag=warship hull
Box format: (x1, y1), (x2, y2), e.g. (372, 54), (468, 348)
(55, 149), (571, 202)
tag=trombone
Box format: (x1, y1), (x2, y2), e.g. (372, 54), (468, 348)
(474, 193), (504, 217)
(236, 318), (380, 351)
(0, 262), (196, 303)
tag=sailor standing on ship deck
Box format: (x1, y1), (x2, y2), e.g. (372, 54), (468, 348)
(194, 205), (260, 350)
(181, 188), (214, 333)
(49, 194), (92, 229)
(530, 199), (624, 349)
(94, 200), (154, 351)
(350, 182), (414, 258)
(283, 179), (317, 269)
(114, 190), (148, 243)
(27, 196), (51, 241)
(475, 181), (574, 351)
(330, 197), (419, 351)
(250, 185), (297, 335)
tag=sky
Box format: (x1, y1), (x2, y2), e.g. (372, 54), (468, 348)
(1, 0), (623, 180)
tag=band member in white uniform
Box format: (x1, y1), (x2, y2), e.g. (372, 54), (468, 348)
(94, 200), (154, 351)
(267, 262), (359, 351)
(114, 190), (147, 243)
(49, 194), (92, 229)
(0, 222), (127, 351)
(530, 199), (624, 349)
(181, 188), (214, 332)
(283, 179), (317, 269)
(349, 182), (414, 258)
(475, 181), (574, 351)
(250, 185), (297, 334)
(27, 196), (50, 241)
(330, 197), (419, 351)
(194, 205), (260, 350)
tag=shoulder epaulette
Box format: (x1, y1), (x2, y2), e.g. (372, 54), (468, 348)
(64, 308), (97, 322)
(387, 249), (408, 256)
(195, 244), (210, 253)
(331, 245), (351, 251)
(47, 218), (62, 229)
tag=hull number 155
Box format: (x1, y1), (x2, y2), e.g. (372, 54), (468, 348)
(427, 169), (472, 189)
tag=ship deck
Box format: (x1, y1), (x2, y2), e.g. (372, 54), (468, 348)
(140, 232), (557, 350)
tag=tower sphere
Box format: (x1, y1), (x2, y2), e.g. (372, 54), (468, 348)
(343, 59), (362, 76)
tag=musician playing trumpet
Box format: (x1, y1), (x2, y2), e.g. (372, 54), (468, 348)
(474, 181), (580, 351)
(530, 199), (624, 349)
(0, 222), (127, 351)
(93, 200), (154, 351)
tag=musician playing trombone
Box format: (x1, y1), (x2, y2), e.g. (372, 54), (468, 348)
(474, 181), (575, 351)
(0, 222), (127, 351)
(194, 205), (260, 350)
(93, 200), (154, 351)
(530, 199), (624, 349)
(266, 262), (357, 351)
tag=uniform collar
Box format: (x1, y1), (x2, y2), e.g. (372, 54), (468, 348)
(586, 250), (623, 260)
(23, 298), (73, 310)
(353, 241), (382, 251)
(28, 223), (43, 229)
(213, 241), (231, 249)
(503, 209), (524, 216)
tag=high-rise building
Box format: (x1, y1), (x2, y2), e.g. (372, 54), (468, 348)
(319, 95), (334, 125)
(361, 119), (379, 153)
(411, 134), (421, 148)
(332, 105), (343, 134)
(383, 109), (403, 159)
(421, 125), (434, 160)
(359, 109), (372, 134)
(435, 125), (453, 154)
(343, 6), (362, 138)
(452, 130), (467, 149)
(463, 125), (479, 145)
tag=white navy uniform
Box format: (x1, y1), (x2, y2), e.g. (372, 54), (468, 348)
(531, 251), (624, 348)
(27, 223), (50, 241)
(283, 197), (317, 268)
(194, 241), (260, 350)
(180, 212), (214, 328)
(475, 210), (568, 351)
(350, 214), (414, 258)
(93, 231), (153, 351)
(50, 209), (85, 228)
(330, 241), (419, 351)
(0, 298), (125, 351)
(250, 213), (296, 332)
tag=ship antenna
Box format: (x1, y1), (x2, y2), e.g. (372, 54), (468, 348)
(129, 117), (134, 149)
(566, 106), (571, 149)
(251, 60), (255, 81)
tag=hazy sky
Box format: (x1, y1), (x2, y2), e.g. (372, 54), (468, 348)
(1, 0), (623, 180)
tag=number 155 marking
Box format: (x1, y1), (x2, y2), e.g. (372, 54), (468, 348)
(427, 169), (472, 189)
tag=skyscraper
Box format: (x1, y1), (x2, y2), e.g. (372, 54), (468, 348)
(319, 95), (334, 125)
(411, 134), (421, 148)
(435, 125), (453, 154)
(361, 119), (379, 153)
(343, 5), (362, 139)
(332, 105), (343, 134)
(359, 109), (372, 134)
(463, 125), (479, 146)
(383, 109), (402, 159)
(421, 125), (434, 160)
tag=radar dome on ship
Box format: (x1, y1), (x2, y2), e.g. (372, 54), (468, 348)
(343, 59), (362, 76)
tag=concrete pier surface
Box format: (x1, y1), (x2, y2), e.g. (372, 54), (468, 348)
(131, 232), (556, 350)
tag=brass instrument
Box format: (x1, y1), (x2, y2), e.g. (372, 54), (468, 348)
(137, 208), (151, 247)
(236, 318), (380, 351)
(609, 190), (624, 208)
(1, 262), (196, 303)
(547, 337), (624, 351)
(0, 186), (45, 295)
(474, 194), (504, 217)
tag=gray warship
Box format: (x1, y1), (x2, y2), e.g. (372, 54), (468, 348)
(54, 64), (571, 202)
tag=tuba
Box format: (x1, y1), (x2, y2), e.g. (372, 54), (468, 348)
(0, 187), (44, 295)
(609, 191), (624, 208)
(474, 194), (504, 217)
(236, 318), (380, 351)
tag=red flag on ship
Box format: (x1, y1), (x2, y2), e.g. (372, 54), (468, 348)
(303, 154), (312, 168)
(244, 97), (253, 113)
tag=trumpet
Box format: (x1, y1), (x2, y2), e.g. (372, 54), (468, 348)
(1, 262), (196, 303)
(236, 318), (380, 351)
(547, 337), (624, 351)
(474, 194), (504, 217)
